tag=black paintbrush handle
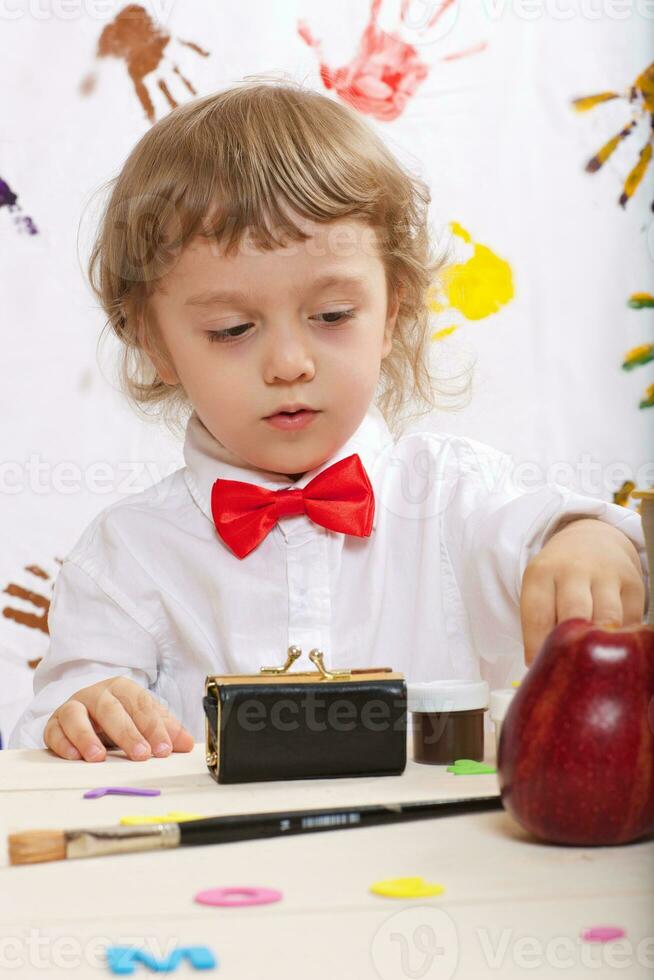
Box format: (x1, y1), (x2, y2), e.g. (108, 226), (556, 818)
(178, 796), (503, 847)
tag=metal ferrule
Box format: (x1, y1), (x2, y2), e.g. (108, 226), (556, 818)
(64, 823), (181, 859)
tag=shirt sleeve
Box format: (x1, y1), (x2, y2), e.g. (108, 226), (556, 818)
(440, 435), (649, 691)
(7, 560), (159, 750)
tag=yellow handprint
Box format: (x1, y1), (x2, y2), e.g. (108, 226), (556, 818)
(572, 62), (654, 210)
(429, 222), (514, 340)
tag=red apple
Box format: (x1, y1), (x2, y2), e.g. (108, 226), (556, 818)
(497, 617), (654, 845)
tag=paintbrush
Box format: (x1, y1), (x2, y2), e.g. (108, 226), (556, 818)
(8, 794), (503, 865)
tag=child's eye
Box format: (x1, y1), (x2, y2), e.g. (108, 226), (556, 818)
(206, 310), (356, 344)
(206, 324), (252, 343)
(314, 309), (356, 325)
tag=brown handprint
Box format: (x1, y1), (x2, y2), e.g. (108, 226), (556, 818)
(572, 62), (654, 210)
(3, 559), (63, 669)
(80, 4), (210, 124)
(298, 0), (486, 122)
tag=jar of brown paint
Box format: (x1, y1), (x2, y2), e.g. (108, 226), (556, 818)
(407, 680), (489, 765)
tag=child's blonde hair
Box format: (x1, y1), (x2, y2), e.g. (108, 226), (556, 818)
(87, 76), (470, 439)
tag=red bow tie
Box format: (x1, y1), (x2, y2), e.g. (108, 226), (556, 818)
(210, 453), (375, 559)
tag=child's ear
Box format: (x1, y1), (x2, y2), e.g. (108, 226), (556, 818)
(136, 311), (180, 386)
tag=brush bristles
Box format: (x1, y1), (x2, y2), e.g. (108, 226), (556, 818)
(8, 830), (67, 865)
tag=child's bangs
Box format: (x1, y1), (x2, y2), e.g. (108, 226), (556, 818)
(153, 85), (387, 263)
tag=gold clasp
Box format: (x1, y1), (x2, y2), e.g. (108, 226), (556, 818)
(260, 645), (303, 675)
(260, 646), (350, 680)
(308, 649), (350, 680)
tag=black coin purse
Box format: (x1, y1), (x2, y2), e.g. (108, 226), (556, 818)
(203, 647), (407, 784)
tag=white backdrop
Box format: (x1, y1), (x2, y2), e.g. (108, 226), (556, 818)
(1, 0), (652, 744)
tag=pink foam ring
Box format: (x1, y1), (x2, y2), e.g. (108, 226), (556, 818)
(194, 887), (282, 908)
(581, 926), (626, 943)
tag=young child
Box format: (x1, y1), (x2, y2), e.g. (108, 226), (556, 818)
(9, 80), (647, 761)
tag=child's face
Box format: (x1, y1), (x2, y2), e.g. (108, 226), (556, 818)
(146, 212), (399, 478)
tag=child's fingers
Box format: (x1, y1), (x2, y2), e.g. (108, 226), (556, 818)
(43, 716), (83, 761)
(621, 576), (646, 625)
(555, 572), (593, 625)
(144, 698), (194, 753)
(520, 564), (557, 665)
(109, 684), (176, 757)
(85, 688), (154, 761)
(590, 576), (624, 627)
(53, 700), (109, 762)
(160, 711), (195, 753)
(118, 678), (195, 754)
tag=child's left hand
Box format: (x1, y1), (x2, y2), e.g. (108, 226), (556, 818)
(520, 517), (646, 666)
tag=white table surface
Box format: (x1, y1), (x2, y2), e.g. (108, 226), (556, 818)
(1, 736), (652, 979)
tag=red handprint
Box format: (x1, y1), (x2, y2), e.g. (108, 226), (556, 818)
(298, 0), (486, 122)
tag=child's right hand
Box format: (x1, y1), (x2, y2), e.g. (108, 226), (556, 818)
(43, 676), (195, 762)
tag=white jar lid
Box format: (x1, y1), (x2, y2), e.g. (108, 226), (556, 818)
(489, 688), (517, 722)
(406, 679), (489, 713)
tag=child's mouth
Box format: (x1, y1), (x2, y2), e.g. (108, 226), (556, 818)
(265, 409), (319, 430)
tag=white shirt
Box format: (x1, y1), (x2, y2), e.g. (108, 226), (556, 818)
(9, 403), (649, 748)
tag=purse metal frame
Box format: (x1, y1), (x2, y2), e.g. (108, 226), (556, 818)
(204, 646), (354, 772)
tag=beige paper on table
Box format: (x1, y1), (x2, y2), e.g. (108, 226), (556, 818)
(0, 741), (500, 825)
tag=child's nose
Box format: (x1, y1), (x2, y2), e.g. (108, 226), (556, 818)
(262, 323), (316, 383)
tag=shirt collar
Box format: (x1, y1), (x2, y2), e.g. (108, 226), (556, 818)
(183, 402), (393, 531)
